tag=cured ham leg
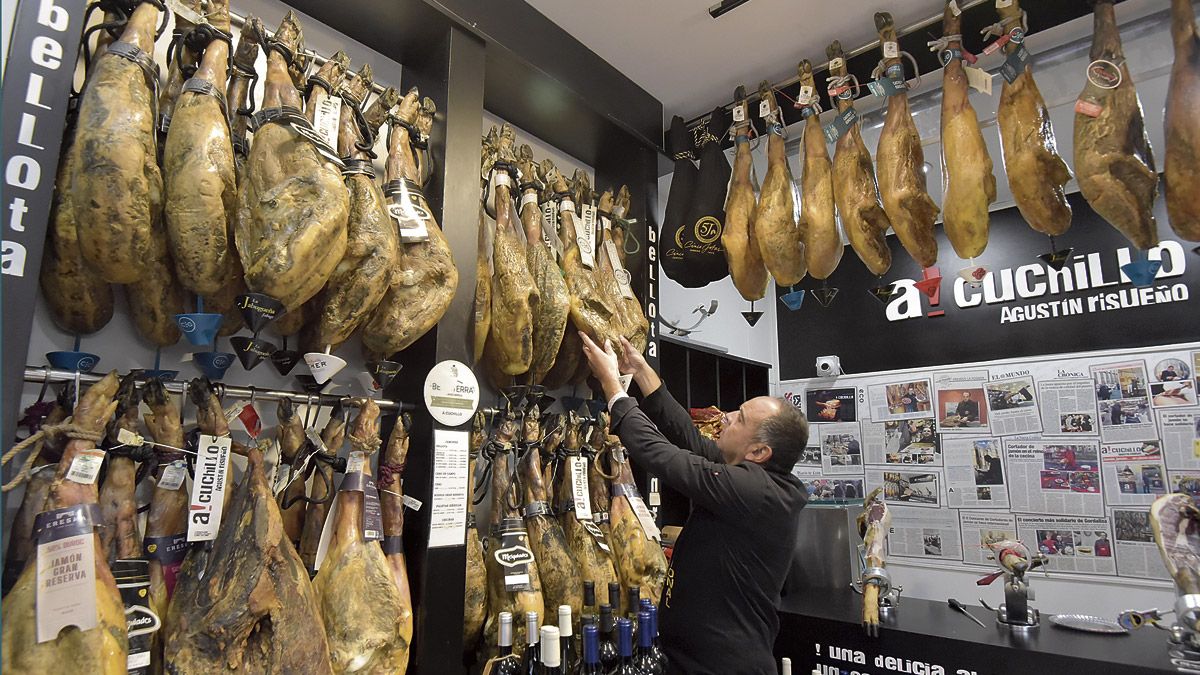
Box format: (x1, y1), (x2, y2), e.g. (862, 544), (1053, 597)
(1151, 494), (1200, 624)
(97, 375), (142, 562)
(597, 190), (648, 351)
(2, 373), (125, 673)
(857, 488), (891, 635)
(164, 445), (334, 673)
(277, 397), (309, 546)
(299, 403), (348, 574)
(141, 379), (188, 622)
(723, 87), (768, 301)
(72, 2), (162, 284)
(755, 83), (806, 286)
(994, 1), (1072, 237)
(473, 197), (493, 364)
(378, 413), (416, 671)
(797, 61), (843, 280)
(313, 400), (409, 673)
(556, 414), (620, 600)
(874, 14), (939, 268)
(604, 421), (666, 606)
(234, 12), (350, 310)
(463, 414), (489, 654)
(486, 125), (538, 375)
(362, 89), (458, 356)
(518, 145), (570, 383)
(1165, 0), (1200, 241)
(939, 5), (997, 259)
(829, 43), (892, 276)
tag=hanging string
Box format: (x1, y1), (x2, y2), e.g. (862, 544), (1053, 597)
(1, 420), (104, 492)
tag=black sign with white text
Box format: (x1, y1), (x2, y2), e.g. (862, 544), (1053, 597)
(2, 0), (88, 447)
(777, 192), (1200, 379)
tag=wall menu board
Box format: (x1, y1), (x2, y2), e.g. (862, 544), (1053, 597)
(776, 193), (1200, 379)
(778, 342), (1200, 584)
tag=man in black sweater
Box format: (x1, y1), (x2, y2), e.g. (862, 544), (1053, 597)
(580, 333), (809, 675)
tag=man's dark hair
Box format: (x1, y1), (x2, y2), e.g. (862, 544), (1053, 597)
(755, 399), (809, 474)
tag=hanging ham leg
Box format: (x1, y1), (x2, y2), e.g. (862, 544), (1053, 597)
(723, 86), (768, 301)
(72, 2), (162, 284)
(556, 413), (620, 602)
(463, 413), (488, 654)
(313, 400), (410, 673)
(603, 420), (666, 606)
(164, 444), (334, 674)
(2, 373), (125, 673)
(857, 488), (891, 634)
(378, 413), (415, 665)
(517, 145), (570, 383)
(141, 379), (188, 625)
(874, 14), (939, 267)
(299, 403), (348, 574)
(755, 83), (806, 286)
(1150, 494), (1200, 608)
(828, 43), (893, 276)
(598, 191), (648, 351)
(98, 375), (142, 562)
(486, 125), (538, 375)
(1165, 0), (1200, 241)
(797, 61), (843, 279)
(234, 11), (350, 310)
(277, 397), (310, 547)
(362, 89), (458, 357)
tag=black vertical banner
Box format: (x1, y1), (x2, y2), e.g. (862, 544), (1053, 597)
(2, 0), (87, 447)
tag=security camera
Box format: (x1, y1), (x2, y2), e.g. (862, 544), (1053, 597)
(815, 355), (842, 378)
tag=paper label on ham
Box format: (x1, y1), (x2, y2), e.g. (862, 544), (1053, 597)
(187, 435), (231, 542)
(495, 527), (536, 591)
(143, 532), (189, 596)
(402, 494), (423, 511)
(1000, 43), (1029, 84)
(35, 503), (101, 642)
(822, 107), (859, 144)
(582, 519), (611, 552)
(347, 451), (366, 475)
(112, 558), (160, 674)
(312, 95), (342, 149)
(732, 103), (746, 123)
(964, 65), (993, 95)
(158, 461), (187, 491)
(387, 178), (433, 242)
(569, 457), (594, 521)
(338, 470), (384, 541)
(883, 41), (899, 59)
(628, 493), (661, 542)
(164, 0), (205, 26)
(238, 403), (262, 439)
(66, 449), (105, 484)
(542, 202), (560, 256)
(578, 204), (597, 269)
(605, 240), (637, 300)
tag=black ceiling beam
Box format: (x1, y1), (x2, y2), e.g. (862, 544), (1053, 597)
(679, 0), (1125, 153)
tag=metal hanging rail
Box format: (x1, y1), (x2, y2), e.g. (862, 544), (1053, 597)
(23, 366), (414, 412)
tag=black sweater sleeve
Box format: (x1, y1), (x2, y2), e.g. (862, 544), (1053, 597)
(638, 386), (723, 463)
(610, 396), (759, 516)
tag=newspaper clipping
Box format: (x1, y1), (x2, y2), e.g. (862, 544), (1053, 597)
(861, 417), (941, 466)
(1169, 469), (1200, 497)
(1092, 360), (1157, 443)
(1038, 378), (1099, 438)
(1149, 357), (1196, 408)
(943, 438), (1010, 509)
(867, 467), (943, 508)
(1160, 410), (1200, 470)
(804, 387), (858, 423)
(1016, 514), (1117, 575)
(959, 511), (1017, 566)
(1004, 438), (1104, 516)
(804, 478), (865, 503)
(934, 370), (990, 434)
(792, 436), (823, 480)
(868, 378), (934, 422)
(1100, 441), (1168, 506)
(985, 374), (1043, 436)
(886, 506), (964, 561)
(819, 422), (865, 475)
(1112, 508), (1171, 581)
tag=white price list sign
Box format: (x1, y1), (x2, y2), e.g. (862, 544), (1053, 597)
(428, 429), (471, 548)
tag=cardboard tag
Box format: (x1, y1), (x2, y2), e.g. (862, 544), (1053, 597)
(583, 519), (611, 552)
(732, 103), (746, 123)
(186, 434), (231, 542)
(164, 0), (205, 26)
(238, 403), (261, 439)
(223, 402), (244, 426)
(605, 240), (636, 300)
(627, 492), (662, 541)
(117, 428), (144, 447)
(542, 201), (560, 255)
(312, 95), (342, 149)
(403, 494), (423, 511)
(883, 41), (899, 59)
(158, 461), (187, 491)
(649, 477), (661, 507)
(964, 65), (993, 95)
(496, 527), (536, 591)
(1000, 43), (1030, 84)
(829, 57), (845, 71)
(867, 77), (906, 98)
(758, 98), (771, 118)
(363, 477), (383, 541)
(306, 428), (328, 455)
(822, 107), (859, 144)
(569, 457), (593, 521)
(387, 178), (432, 242)
(66, 449), (105, 485)
(798, 84), (815, 105)
(35, 504), (100, 642)
(578, 204), (597, 269)
(112, 559), (160, 674)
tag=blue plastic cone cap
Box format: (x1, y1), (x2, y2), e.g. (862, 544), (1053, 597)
(304, 351), (347, 384)
(1121, 259), (1161, 287)
(779, 289), (806, 311)
(194, 351), (236, 381)
(46, 351), (100, 373)
(174, 313), (224, 346)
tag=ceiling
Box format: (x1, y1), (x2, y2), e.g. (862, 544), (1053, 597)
(524, 0), (953, 122)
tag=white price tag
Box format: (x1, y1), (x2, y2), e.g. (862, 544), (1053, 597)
(964, 65), (994, 95)
(312, 95), (342, 149)
(403, 494), (423, 511)
(758, 98), (771, 118)
(186, 435), (231, 542)
(605, 240), (636, 300)
(578, 204), (597, 269)
(223, 402), (244, 425)
(569, 457), (593, 521)
(66, 449), (105, 485)
(732, 103), (745, 123)
(628, 493), (661, 542)
(347, 451), (366, 475)
(798, 84), (815, 104)
(117, 428), (144, 447)
(164, 0), (205, 26)
(158, 461), (187, 491)
(883, 41), (899, 59)
(829, 57), (845, 71)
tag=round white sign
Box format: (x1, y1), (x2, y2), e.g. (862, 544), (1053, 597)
(423, 360), (480, 427)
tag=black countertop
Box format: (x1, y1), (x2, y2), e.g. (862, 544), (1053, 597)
(775, 588), (1186, 675)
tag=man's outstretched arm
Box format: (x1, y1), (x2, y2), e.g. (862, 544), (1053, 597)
(622, 337), (722, 463)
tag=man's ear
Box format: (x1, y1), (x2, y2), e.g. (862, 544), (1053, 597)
(747, 443), (773, 465)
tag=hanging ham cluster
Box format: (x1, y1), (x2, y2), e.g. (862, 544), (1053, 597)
(38, 7), (456, 361)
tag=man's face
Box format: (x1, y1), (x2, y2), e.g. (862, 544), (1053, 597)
(717, 396), (781, 465)
(962, 392), (971, 400)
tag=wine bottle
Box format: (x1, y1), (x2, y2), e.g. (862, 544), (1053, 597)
(494, 612), (522, 675)
(646, 604), (666, 671)
(634, 610), (662, 674)
(613, 618), (638, 675)
(608, 582), (622, 615)
(780, 656), (792, 675)
(583, 580), (598, 626)
(598, 604), (619, 671)
(626, 585), (641, 635)
(558, 604), (579, 673)
(581, 623), (604, 675)
(541, 625), (563, 675)
(522, 611), (540, 675)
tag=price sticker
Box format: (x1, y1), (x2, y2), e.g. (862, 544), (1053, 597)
(158, 461), (187, 491)
(66, 449), (105, 485)
(759, 98), (771, 118)
(883, 41), (899, 59)
(732, 103), (746, 123)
